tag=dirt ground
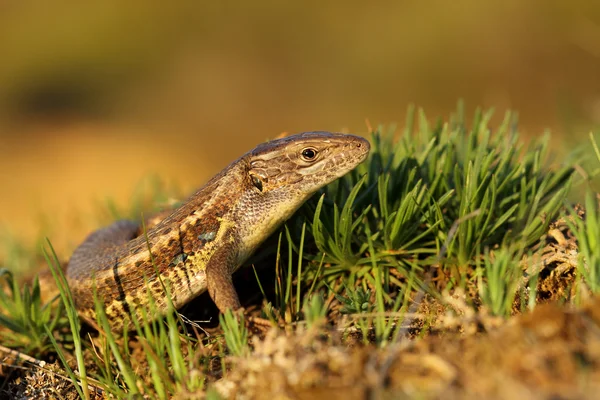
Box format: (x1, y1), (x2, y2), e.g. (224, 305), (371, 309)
(213, 297), (600, 400)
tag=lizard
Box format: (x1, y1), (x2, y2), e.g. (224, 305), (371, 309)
(65, 131), (370, 331)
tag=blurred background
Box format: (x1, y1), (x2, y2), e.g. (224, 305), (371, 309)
(1, 0), (600, 255)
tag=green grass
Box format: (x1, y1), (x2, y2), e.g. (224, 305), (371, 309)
(0, 269), (63, 356)
(2, 104), (598, 397)
(566, 133), (600, 295)
(285, 105), (574, 321)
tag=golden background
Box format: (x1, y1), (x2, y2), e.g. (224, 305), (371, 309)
(0, 1), (599, 254)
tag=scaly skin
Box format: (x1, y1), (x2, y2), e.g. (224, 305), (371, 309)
(66, 132), (370, 331)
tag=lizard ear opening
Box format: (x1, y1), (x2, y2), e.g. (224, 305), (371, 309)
(251, 174), (263, 192)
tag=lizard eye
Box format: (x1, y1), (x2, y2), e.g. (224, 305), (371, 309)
(301, 147), (318, 161)
(251, 175), (263, 191)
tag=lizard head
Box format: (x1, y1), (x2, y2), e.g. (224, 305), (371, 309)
(233, 131), (370, 262)
(247, 131), (370, 199)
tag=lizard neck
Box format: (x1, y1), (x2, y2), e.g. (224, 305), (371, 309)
(232, 185), (312, 265)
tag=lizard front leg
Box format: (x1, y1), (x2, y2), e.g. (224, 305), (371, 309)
(205, 241), (242, 313)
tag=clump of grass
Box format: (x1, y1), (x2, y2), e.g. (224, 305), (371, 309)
(568, 192), (600, 293)
(42, 240), (90, 399)
(301, 293), (328, 328)
(566, 133), (600, 294)
(90, 289), (206, 398)
(476, 247), (523, 317)
(0, 269), (63, 355)
(290, 104), (573, 328)
(220, 310), (249, 358)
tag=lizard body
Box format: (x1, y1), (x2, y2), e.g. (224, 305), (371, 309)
(66, 132), (370, 331)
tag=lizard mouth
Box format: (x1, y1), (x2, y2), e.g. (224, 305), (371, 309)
(333, 134), (371, 171)
(351, 135), (371, 162)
